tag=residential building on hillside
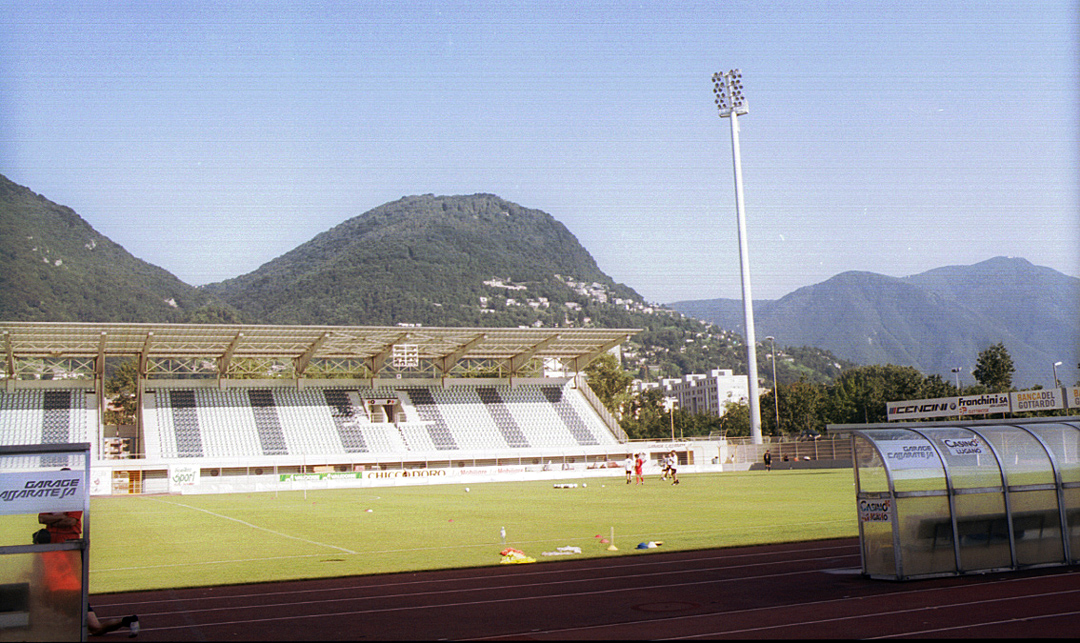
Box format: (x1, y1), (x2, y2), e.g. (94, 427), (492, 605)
(632, 369), (752, 417)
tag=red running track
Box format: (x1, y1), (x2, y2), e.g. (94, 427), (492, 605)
(89, 537), (1080, 640)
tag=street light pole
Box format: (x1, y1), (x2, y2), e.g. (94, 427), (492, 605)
(712, 69), (762, 444)
(766, 336), (780, 435)
(1053, 361), (1063, 388)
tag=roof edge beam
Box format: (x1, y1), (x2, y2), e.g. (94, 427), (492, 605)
(509, 334), (561, 375)
(3, 332), (13, 380)
(295, 332), (330, 377)
(368, 333), (410, 376)
(437, 334), (486, 375)
(572, 334), (633, 371)
(95, 332), (107, 380)
(138, 332), (154, 377)
(218, 331), (244, 377)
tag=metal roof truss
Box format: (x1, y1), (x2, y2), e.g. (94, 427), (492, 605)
(0, 322), (639, 382)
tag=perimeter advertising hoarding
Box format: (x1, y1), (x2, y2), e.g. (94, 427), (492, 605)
(956, 392), (1012, 416)
(887, 392), (1012, 421)
(887, 397), (958, 421)
(169, 465), (200, 492)
(1010, 389), (1065, 412)
(887, 388), (1077, 421)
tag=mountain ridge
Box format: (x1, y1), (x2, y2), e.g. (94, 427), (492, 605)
(2, 172), (1073, 388)
(669, 258), (1080, 388)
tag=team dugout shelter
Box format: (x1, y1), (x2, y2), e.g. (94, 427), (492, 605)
(830, 417), (1080, 580)
(0, 321), (663, 495)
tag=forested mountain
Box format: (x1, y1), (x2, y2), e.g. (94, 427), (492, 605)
(0, 178), (844, 381)
(670, 258), (1080, 388)
(201, 193), (631, 327)
(199, 192), (845, 380)
(0, 174), (233, 323)
(22, 173), (1053, 390)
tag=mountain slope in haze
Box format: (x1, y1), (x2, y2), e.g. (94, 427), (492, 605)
(0, 177), (846, 383)
(201, 193), (638, 327)
(670, 258), (1080, 388)
(0, 174), (225, 322)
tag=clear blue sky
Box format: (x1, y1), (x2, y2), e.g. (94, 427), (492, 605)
(2, 0), (1077, 303)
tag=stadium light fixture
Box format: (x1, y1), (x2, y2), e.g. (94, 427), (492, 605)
(712, 69), (762, 444)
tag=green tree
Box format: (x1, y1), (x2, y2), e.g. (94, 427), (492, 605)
(920, 373), (957, 398)
(825, 364), (924, 425)
(103, 359), (138, 426)
(621, 387), (669, 439)
(584, 352), (634, 415)
(778, 379), (827, 436)
(719, 402), (750, 438)
(972, 342), (1015, 392)
(675, 409), (723, 438)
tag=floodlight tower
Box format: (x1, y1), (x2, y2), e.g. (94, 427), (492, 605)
(712, 69), (762, 444)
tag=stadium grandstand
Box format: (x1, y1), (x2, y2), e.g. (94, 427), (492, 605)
(0, 321), (721, 495)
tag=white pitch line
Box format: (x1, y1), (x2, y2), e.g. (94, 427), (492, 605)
(145, 496), (358, 555)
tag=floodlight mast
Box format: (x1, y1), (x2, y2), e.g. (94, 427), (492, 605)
(713, 69), (762, 445)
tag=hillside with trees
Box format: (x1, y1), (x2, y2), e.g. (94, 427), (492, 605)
(670, 259), (1080, 389)
(0, 174), (240, 323)
(0, 176), (846, 385)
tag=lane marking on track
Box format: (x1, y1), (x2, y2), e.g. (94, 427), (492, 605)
(92, 548), (862, 610)
(93, 548), (1080, 639)
(867, 608), (1080, 639)
(660, 586), (1080, 639)
(91, 538), (857, 579)
(467, 569), (1080, 640)
(144, 496), (358, 555)
(116, 577), (1080, 638)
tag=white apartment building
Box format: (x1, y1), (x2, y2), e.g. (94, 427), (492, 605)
(633, 369), (752, 417)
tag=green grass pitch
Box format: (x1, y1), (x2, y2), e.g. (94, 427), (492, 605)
(80, 469), (858, 593)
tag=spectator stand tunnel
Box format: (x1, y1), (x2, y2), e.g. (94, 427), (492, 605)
(830, 417), (1080, 580)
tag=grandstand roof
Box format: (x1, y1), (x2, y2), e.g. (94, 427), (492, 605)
(1, 322), (639, 376)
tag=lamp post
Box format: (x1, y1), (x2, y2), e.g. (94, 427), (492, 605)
(1053, 361), (1063, 388)
(712, 68), (762, 444)
(766, 336), (780, 435)
(951, 367), (963, 420)
(664, 397), (678, 442)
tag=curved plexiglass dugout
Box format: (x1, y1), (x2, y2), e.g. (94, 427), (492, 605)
(843, 418), (1080, 580)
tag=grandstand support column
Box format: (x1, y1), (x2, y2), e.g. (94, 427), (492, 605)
(96, 331), (107, 460)
(3, 331), (14, 386)
(136, 331), (154, 459)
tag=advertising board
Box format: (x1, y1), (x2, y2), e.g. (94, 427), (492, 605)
(0, 470), (86, 515)
(887, 397), (958, 421)
(858, 498), (891, 523)
(956, 393), (1011, 416)
(1010, 389), (1065, 412)
(169, 465), (200, 491)
(877, 439), (940, 470)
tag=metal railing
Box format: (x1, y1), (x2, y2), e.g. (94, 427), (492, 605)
(723, 436), (853, 465)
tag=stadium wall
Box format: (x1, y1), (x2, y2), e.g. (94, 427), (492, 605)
(88, 441), (721, 495)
